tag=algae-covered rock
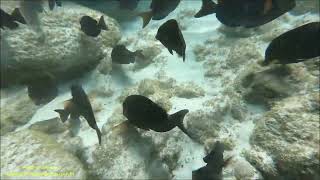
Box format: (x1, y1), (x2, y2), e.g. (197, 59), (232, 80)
(185, 110), (224, 144)
(96, 48), (113, 75)
(250, 93), (320, 179)
(28, 117), (85, 162)
(243, 148), (279, 179)
(174, 81), (205, 99)
(1, 3), (121, 87)
(0, 130), (86, 179)
(233, 159), (257, 180)
(132, 41), (162, 71)
(238, 65), (299, 107)
(0, 89), (39, 135)
(225, 41), (263, 70)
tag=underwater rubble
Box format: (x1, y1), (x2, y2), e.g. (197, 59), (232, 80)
(0, 0), (319, 180)
(1, 2), (121, 87)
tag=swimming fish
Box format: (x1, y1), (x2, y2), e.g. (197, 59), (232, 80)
(27, 73), (58, 105)
(80, 15), (108, 37)
(0, 8), (26, 29)
(111, 45), (144, 64)
(264, 22), (320, 65)
(48, 0), (62, 10)
(118, 0), (140, 10)
(192, 141), (232, 180)
(138, 0), (181, 28)
(194, 0), (295, 28)
(122, 95), (193, 139)
(55, 85), (102, 145)
(156, 19), (186, 61)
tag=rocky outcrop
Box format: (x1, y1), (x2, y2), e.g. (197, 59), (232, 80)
(0, 89), (39, 135)
(0, 130), (87, 179)
(1, 2), (121, 87)
(249, 93), (320, 179)
(28, 117), (85, 161)
(235, 61), (319, 108)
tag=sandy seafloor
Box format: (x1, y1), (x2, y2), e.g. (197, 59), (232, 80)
(1, 0), (319, 179)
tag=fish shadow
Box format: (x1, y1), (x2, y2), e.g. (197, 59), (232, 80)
(117, 124), (171, 179)
(111, 64), (133, 86)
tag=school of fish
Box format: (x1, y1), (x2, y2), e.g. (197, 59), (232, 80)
(0, 0), (319, 179)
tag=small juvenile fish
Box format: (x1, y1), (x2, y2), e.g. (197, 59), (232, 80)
(264, 22), (320, 65)
(111, 45), (144, 64)
(48, 0), (62, 10)
(138, 0), (181, 28)
(27, 73), (58, 105)
(123, 95), (193, 139)
(194, 0), (295, 28)
(118, 0), (140, 10)
(0, 8), (26, 29)
(192, 141), (232, 180)
(80, 15), (108, 37)
(55, 85), (102, 145)
(156, 19), (186, 61)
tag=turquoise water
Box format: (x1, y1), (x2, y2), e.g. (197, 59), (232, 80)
(1, 1), (319, 179)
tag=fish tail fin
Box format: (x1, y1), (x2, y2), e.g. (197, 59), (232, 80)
(169, 109), (194, 139)
(11, 8), (26, 24)
(54, 109), (69, 123)
(137, 11), (153, 28)
(95, 127), (102, 145)
(194, 0), (217, 18)
(98, 16), (108, 31)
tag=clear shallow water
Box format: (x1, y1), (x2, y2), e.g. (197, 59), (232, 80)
(1, 0), (319, 180)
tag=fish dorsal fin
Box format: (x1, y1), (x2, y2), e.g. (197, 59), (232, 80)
(98, 16), (108, 30)
(194, 0), (217, 18)
(11, 8), (26, 24)
(137, 11), (153, 28)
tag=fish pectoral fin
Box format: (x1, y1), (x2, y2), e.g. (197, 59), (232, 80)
(54, 109), (70, 123)
(137, 11), (153, 28)
(98, 16), (108, 31)
(11, 8), (26, 24)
